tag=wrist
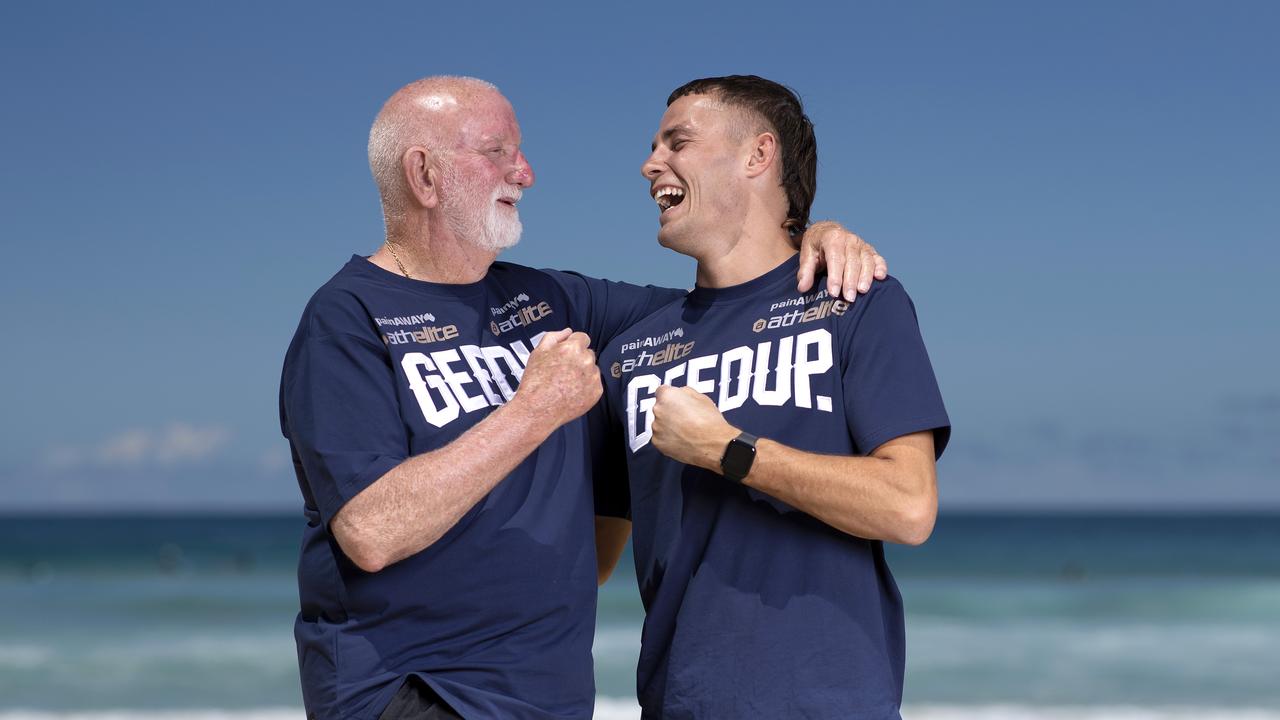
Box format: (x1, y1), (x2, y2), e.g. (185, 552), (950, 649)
(716, 425), (737, 466)
(502, 395), (559, 441)
(706, 425), (740, 472)
(706, 422), (737, 468)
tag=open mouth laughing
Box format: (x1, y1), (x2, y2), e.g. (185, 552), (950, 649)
(652, 185), (685, 214)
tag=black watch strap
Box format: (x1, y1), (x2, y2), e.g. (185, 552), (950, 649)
(720, 431), (758, 483)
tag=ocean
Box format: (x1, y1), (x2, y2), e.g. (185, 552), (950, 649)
(2, 513), (1277, 719)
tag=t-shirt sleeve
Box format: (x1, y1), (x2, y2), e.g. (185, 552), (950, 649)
(282, 304), (409, 526)
(541, 269), (685, 349)
(840, 278), (951, 459)
(586, 397), (631, 519)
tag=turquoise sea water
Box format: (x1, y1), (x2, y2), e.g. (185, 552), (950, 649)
(2, 513), (1278, 718)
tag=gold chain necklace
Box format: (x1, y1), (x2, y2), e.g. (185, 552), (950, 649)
(385, 243), (411, 279)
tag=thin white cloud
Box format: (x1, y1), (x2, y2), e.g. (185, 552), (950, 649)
(257, 447), (290, 475)
(41, 423), (232, 471)
(151, 423), (232, 464)
(97, 429), (153, 465)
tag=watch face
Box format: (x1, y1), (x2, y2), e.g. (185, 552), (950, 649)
(722, 435), (757, 482)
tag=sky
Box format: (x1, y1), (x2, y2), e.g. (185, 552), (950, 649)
(1, 1), (1276, 511)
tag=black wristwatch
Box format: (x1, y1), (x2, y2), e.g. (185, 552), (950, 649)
(720, 431), (758, 483)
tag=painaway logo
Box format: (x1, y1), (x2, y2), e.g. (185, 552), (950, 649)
(490, 292), (531, 316)
(375, 312), (437, 326)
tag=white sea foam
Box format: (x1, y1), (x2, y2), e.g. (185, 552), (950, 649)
(904, 707), (1280, 720)
(0, 707), (299, 712)
(596, 705), (1280, 720)
(0, 644), (55, 669)
(5, 705), (1280, 720)
(593, 697), (643, 719)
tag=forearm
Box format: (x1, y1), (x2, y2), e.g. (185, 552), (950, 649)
(650, 388), (936, 545)
(333, 397), (555, 571)
(650, 387), (938, 545)
(742, 435), (937, 545)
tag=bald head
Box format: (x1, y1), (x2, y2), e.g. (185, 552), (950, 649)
(368, 76), (507, 219)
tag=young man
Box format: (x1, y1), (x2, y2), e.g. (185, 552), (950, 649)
(597, 76), (951, 718)
(279, 76), (884, 720)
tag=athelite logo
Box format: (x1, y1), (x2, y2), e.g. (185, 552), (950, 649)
(383, 325), (460, 346)
(624, 328), (836, 452)
(609, 328), (692, 378)
(489, 300), (553, 336)
(375, 311), (462, 346)
(752, 296), (849, 333)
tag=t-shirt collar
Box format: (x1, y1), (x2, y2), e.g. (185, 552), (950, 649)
(685, 253), (801, 306)
(347, 254), (489, 300)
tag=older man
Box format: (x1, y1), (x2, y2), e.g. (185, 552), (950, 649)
(280, 76), (883, 720)
(596, 76), (951, 718)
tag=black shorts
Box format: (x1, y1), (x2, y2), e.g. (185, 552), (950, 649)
(378, 675), (464, 720)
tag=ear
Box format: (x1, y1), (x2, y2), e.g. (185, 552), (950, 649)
(402, 146), (442, 209)
(744, 131), (779, 179)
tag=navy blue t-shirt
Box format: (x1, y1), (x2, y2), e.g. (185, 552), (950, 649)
(279, 256), (680, 720)
(598, 254), (951, 719)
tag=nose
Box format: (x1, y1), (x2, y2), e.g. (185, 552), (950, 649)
(641, 147), (665, 181)
(508, 150), (535, 188)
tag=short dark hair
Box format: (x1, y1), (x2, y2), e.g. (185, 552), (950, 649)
(668, 75), (817, 236)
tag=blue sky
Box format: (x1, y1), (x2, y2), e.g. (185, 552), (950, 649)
(1, 1), (1276, 511)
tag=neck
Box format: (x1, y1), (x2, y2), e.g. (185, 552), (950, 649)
(370, 216), (497, 283)
(694, 218), (796, 289)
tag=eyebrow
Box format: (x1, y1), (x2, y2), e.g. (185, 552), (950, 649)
(651, 124), (694, 151)
(477, 133), (520, 147)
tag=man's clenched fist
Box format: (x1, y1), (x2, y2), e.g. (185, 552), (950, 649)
(650, 385), (739, 472)
(513, 328), (602, 429)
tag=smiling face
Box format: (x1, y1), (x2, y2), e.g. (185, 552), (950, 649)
(641, 94), (752, 256)
(436, 92), (534, 252)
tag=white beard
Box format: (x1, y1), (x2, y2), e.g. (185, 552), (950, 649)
(474, 194), (522, 252)
(441, 164), (523, 253)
